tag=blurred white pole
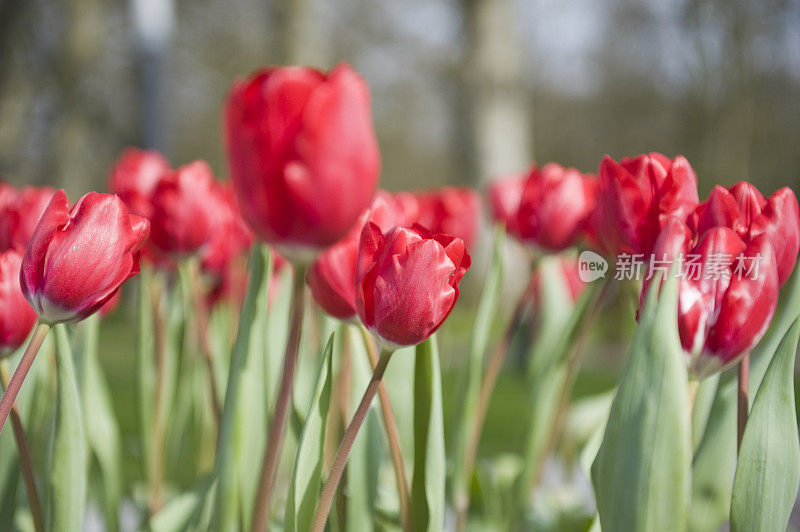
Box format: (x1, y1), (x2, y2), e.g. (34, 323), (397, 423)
(130, 0), (175, 153)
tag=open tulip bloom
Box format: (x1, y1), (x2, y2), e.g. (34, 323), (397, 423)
(4, 59), (800, 532)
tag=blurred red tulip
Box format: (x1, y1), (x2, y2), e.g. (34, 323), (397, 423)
(690, 182), (800, 285)
(149, 161), (220, 256)
(225, 64), (380, 258)
(0, 184), (57, 252)
(0, 249), (37, 356)
(645, 217), (779, 378)
(487, 173), (526, 237)
(355, 223), (470, 347)
(415, 187), (481, 248)
(108, 147), (170, 219)
(98, 289), (122, 318)
(20, 190), (149, 324)
(594, 153), (699, 256)
(307, 191), (414, 320)
(200, 182), (254, 277)
(516, 164), (597, 251)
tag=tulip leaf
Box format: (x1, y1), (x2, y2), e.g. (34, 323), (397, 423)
(285, 333), (334, 532)
(0, 362), (20, 525)
(150, 475), (216, 532)
(412, 336), (445, 532)
(452, 225), (504, 509)
(77, 315), (122, 532)
(591, 272), (691, 532)
(212, 246), (269, 531)
(730, 319), (800, 532)
(50, 325), (87, 531)
(689, 264), (800, 532)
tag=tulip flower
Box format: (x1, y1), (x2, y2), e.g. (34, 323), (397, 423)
(108, 147), (170, 219)
(225, 64), (380, 259)
(594, 153), (699, 257)
(307, 191), (415, 321)
(645, 217), (779, 378)
(0, 250), (37, 356)
(690, 182), (800, 285)
(355, 223), (471, 348)
(0, 184), (57, 252)
(487, 173), (526, 238)
(149, 160), (220, 256)
(200, 182), (254, 278)
(516, 163), (598, 251)
(21, 190), (149, 324)
(415, 187), (481, 249)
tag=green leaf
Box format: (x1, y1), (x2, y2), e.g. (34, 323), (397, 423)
(212, 246), (269, 531)
(285, 333), (334, 532)
(412, 336), (445, 532)
(689, 264), (800, 532)
(150, 475), (216, 532)
(50, 325), (87, 531)
(0, 361), (20, 525)
(730, 319), (800, 532)
(452, 225), (505, 508)
(591, 272), (691, 532)
(77, 316), (122, 532)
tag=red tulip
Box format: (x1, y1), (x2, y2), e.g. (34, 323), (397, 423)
(200, 183), (254, 277)
(355, 223), (470, 348)
(415, 187), (481, 248)
(225, 64), (380, 258)
(108, 147), (170, 218)
(307, 191), (415, 320)
(645, 217), (779, 378)
(690, 182), (800, 285)
(487, 173), (526, 237)
(595, 153), (699, 257)
(20, 190), (149, 324)
(0, 184), (57, 252)
(516, 163), (598, 251)
(149, 160), (220, 256)
(0, 249), (37, 356)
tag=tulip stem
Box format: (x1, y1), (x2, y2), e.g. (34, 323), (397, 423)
(0, 361), (45, 532)
(187, 261), (222, 430)
(737, 353), (750, 453)
(456, 272), (537, 531)
(360, 325), (412, 532)
(0, 322), (50, 435)
(149, 282), (168, 514)
(312, 347), (394, 532)
(251, 263), (307, 532)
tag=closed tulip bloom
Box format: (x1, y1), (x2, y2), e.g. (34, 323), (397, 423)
(595, 153), (699, 256)
(690, 182), (800, 285)
(108, 147), (170, 219)
(200, 183), (254, 277)
(516, 164), (598, 251)
(487, 173), (526, 237)
(0, 250), (37, 356)
(225, 64), (380, 258)
(149, 160), (219, 256)
(307, 191), (414, 320)
(415, 187), (481, 248)
(0, 184), (57, 252)
(355, 223), (470, 348)
(20, 190), (149, 324)
(646, 217), (779, 378)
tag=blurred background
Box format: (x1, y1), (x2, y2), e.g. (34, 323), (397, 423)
(1, 0), (799, 199)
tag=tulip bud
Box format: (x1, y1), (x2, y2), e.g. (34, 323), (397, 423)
(200, 182), (254, 278)
(516, 163), (598, 251)
(225, 64), (380, 259)
(414, 187), (481, 249)
(355, 223), (470, 348)
(595, 153), (699, 256)
(20, 190), (149, 324)
(149, 160), (219, 256)
(0, 249), (37, 356)
(0, 184), (57, 252)
(645, 217), (779, 378)
(307, 191), (414, 320)
(690, 182), (800, 285)
(108, 147), (170, 219)
(487, 173), (526, 237)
